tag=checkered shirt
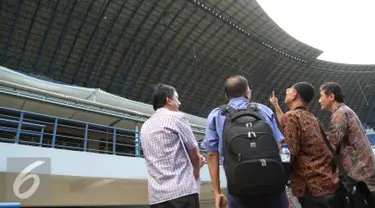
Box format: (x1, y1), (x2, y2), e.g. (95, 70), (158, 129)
(140, 108), (199, 205)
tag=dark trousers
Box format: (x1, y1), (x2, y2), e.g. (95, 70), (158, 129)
(298, 194), (335, 208)
(228, 190), (289, 208)
(150, 194), (199, 208)
(368, 192), (375, 207)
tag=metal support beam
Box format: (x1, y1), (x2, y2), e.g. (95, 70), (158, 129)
(48, 0), (76, 79)
(113, 128), (117, 155)
(84, 123), (88, 151)
(72, 0), (112, 85)
(93, 0), (128, 88)
(115, 0), (161, 96)
(87, 35), (112, 88)
(51, 118), (58, 148)
(17, 0), (41, 69)
(109, 118), (122, 127)
(106, 0), (147, 93)
(191, 32), (245, 114)
(85, 88), (100, 101)
(135, 124), (140, 157)
(2, 0), (24, 65)
(39, 127), (44, 147)
(57, 0), (94, 81)
(34, 0), (60, 74)
(123, 0), (175, 98)
(15, 111), (24, 144)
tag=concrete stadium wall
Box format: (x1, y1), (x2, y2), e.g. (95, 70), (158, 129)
(0, 143), (227, 185)
(0, 143), (227, 206)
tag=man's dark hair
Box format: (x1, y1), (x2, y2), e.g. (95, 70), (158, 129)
(292, 82), (315, 104)
(224, 75), (249, 98)
(320, 82), (344, 103)
(152, 84), (176, 111)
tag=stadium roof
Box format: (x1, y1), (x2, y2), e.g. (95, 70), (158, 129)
(1, 0), (374, 127)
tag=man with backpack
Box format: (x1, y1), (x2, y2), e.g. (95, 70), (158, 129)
(201, 75), (288, 208)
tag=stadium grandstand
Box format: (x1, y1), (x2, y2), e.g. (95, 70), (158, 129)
(0, 0), (374, 207)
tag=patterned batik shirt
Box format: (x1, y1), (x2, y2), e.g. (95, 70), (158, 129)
(281, 107), (338, 197)
(327, 104), (375, 192)
(140, 108), (199, 205)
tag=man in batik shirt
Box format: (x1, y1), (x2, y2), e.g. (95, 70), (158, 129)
(319, 82), (375, 198)
(270, 82), (338, 208)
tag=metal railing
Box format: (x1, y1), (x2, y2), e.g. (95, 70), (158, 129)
(0, 84), (206, 135)
(0, 203), (20, 208)
(0, 106), (206, 158)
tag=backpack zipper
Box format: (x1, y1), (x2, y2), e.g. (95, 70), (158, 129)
(237, 151), (278, 162)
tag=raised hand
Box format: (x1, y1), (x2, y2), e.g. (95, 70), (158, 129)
(269, 91), (279, 107)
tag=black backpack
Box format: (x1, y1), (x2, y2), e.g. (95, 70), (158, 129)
(220, 102), (288, 197)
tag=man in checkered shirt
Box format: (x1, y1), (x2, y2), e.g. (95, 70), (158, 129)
(140, 84), (203, 208)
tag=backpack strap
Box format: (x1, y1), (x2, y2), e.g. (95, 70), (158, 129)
(247, 102), (259, 112)
(221, 103), (259, 116)
(220, 105), (236, 116)
(246, 102), (264, 121)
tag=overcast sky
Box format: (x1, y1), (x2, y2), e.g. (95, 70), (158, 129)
(257, 0), (375, 65)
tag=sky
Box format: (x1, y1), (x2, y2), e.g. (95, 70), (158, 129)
(256, 0), (375, 65)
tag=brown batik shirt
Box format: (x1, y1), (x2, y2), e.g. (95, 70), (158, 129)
(281, 106), (338, 197)
(327, 104), (375, 192)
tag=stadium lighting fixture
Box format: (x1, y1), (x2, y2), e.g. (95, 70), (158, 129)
(193, 0), (307, 63)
